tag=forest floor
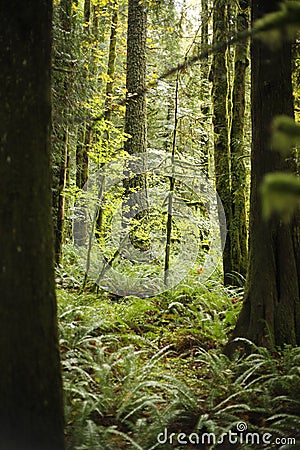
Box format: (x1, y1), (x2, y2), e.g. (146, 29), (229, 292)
(57, 251), (300, 450)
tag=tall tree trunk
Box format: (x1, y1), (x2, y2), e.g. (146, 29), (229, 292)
(164, 74), (179, 285)
(76, 0), (91, 191)
(124, 0), (147, 157)
(73, 0), (91, 247)
(60, 0), (72, 31)
(200, 0), (209, 81)
(56, 130), (69, 262)
(200, 0), (212, 177)
(104, 1), (118, 128)
(92, 3), (99, 39)
(229, 0), (249, 282)
(0, 2), (65, 449)
(97, 1), (119, 235)
(123, 0), (148, 248)
(74, 126), (90, 248)
(84, 0), (90, 28)
(226, 0), (300, 352)
(211, 0), (232, 284)
(54, 0), (73, 264)
(76, 125), (90, 189)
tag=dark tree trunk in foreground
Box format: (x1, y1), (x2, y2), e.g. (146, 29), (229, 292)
(229, 0), (249, 282)
(0, 2), (65, 449)
(226, 0), (300, 352)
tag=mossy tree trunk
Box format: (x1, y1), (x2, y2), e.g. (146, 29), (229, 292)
(92, 3), (100, 39)
(60, 0), (72, 31)
(211, 0), (232, 284)
(226, 0), (300, 351)
(76, 126), (90, 189)
(54, 0), (73, 264)
(97, 2), (119, 236)
(0, 2), (65, 448)
(229, 0), (249, 282)
(75, 0), (92, 192)
(200, 0), (209, 81)
(124, 0), (147, 158)
(123, 0), (148, 248)
(84, 0), (90, 28)
(200, 0), (212, 176)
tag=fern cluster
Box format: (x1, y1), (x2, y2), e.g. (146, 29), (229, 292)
(58, 284), (300, 450)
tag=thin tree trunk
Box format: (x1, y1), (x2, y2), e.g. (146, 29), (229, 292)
(200, 0), (212, 177)
(97, 1), (119, 235)
(0, 2), (65, 448)
(104, 2), (118, 126)
(92, 3), (99, 39)
(76, 125), (90, 190)
(56, 130), (69, 262)
(164, 74), (179, 285)
(200, 0), (209, 81)
(84, 0), (90, 28)
(60, 0), (72, 31)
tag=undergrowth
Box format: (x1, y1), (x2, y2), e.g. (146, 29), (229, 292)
(57, 249), (300, 450)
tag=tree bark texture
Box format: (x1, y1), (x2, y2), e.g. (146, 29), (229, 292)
(97, 2), (119, 235)
(211, 0), (232, 284)
(60, 0), (72, 32)
(123, 0), (148, 248)
(104, 1), (118, 127)
(124, 0), (147, 157)
(200, 0), (209, 81)
(84, 0), (90, 26)
(76, 125), (90, 190)
(54, 0), (73, 264)
(229, 0), (249, 281)
(227, 0), (300, 350)
(0, 2), (65, 449)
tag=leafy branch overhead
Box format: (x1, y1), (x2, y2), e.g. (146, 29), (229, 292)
(157, 1), (300, 82)
(76, 0), (300, 125)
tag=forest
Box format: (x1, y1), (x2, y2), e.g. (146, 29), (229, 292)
(0, 0), (300, 449)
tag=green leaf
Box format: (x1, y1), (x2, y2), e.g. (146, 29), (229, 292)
(261, 172), (300, 220)
(271, 115), (300, 155)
